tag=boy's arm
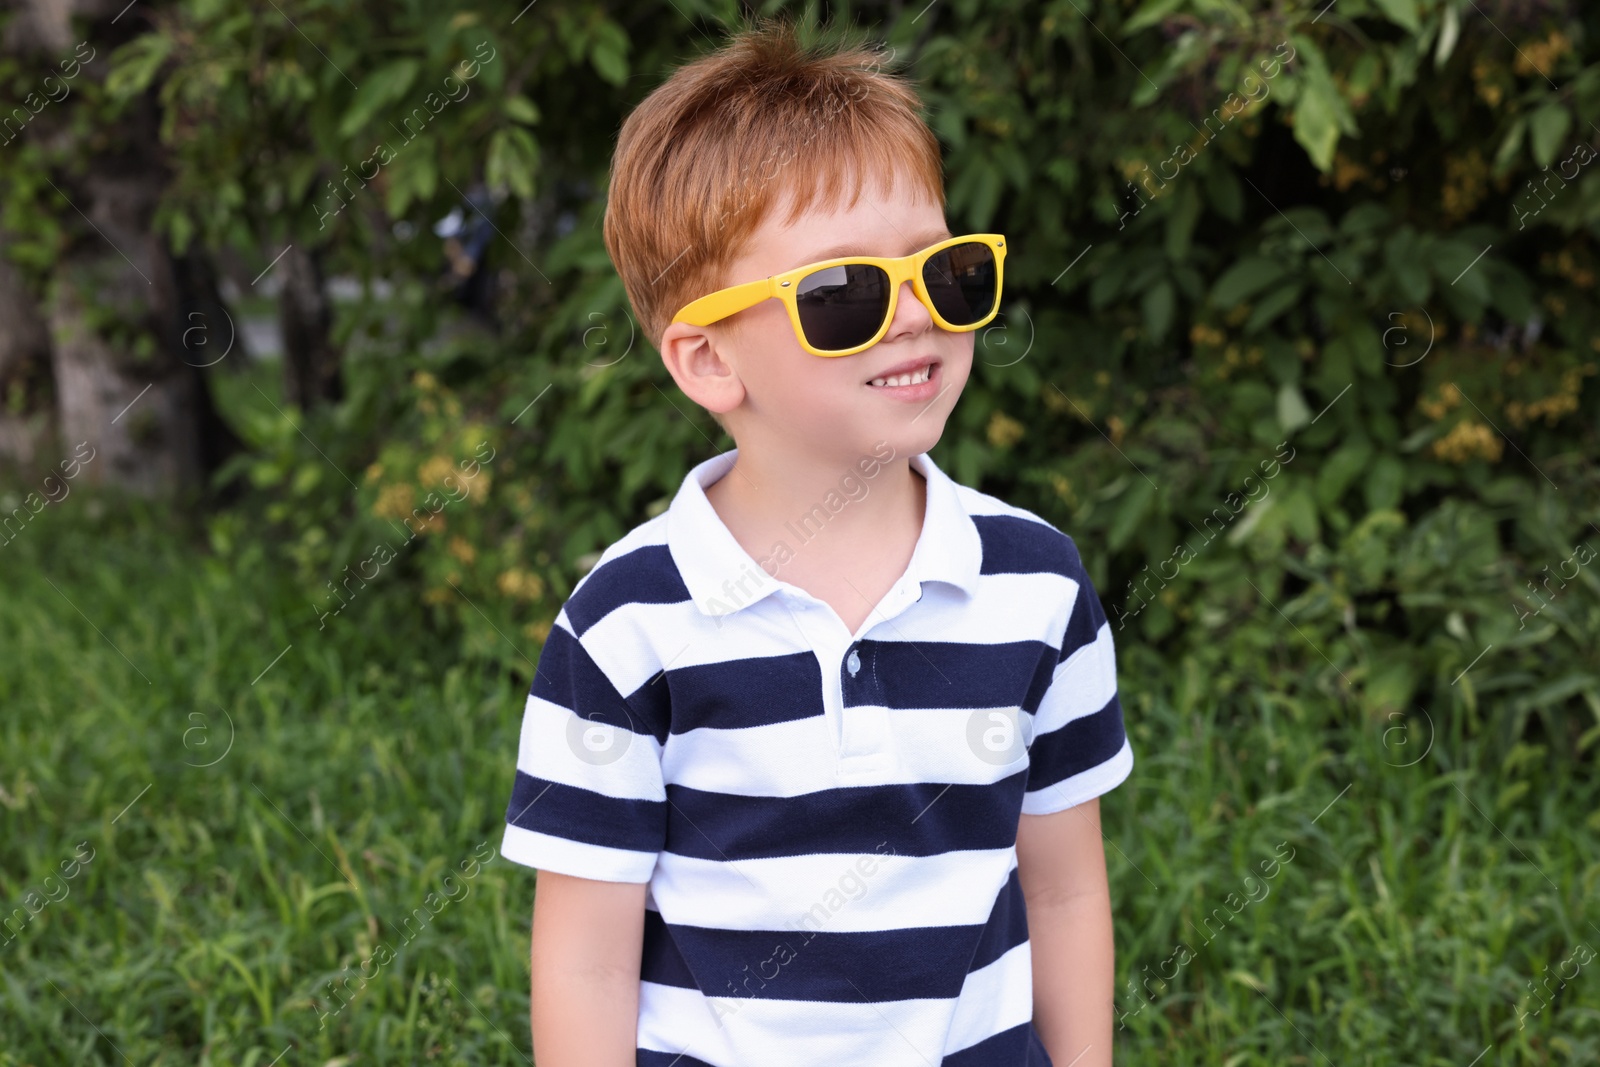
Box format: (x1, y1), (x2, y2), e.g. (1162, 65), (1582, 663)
(529, 870), (647, 1067)
(1017, 797), (1115, 1067)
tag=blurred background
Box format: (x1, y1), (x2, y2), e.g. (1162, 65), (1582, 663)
(2, 0), (1598, 1063)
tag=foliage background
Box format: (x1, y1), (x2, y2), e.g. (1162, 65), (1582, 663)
(3, 0), (1599, 1063)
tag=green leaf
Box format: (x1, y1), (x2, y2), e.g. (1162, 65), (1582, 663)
(1365, 455), (1404, 512)
(1435, 4), (1462, 69)
(1143, 280), (1175, 341)
(504, 95), (541, 126)
(590, 22), (631, 87)
(1211, 256), (1284, 308)
(1494, 116), (1527, 171)
(106, 34), (176, 100)
(1245, 282), (1304, 333)
(1528, 104), (1571, 169)
(1293, 76), (1344, 172)
(1124, 0), (1187, 35)
(1277, 382), (1312, 435)
(338, 59), (420, 139)
(487, 128), (539, 200)
(1370, 0), (1420, 33)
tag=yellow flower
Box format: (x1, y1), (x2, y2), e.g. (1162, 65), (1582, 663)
(448, 536), (476, 564)
(497, 568), (545, 601)
(418, 455), (455, 488)
(364, 462), (384, 484)
(374, 483), (414, 520)
(1049, 472), (1075, 505)
(523, 619), (554, 644)
(986, 411), (1025, 450)
(413, 370), (438, 392)
(1430, 420), (1503, 463)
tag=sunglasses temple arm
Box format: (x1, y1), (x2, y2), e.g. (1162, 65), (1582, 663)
(672, 276), (775, 327)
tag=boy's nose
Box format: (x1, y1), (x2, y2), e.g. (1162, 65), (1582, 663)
(886, 279), (933, 335)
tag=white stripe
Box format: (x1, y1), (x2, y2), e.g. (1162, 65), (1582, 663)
(513, 689), (666, 800)
(942, 939), (1037, 1055)
(499, 823), (657, 883)
(648, 849), (1016, 932)
(639, 980), (951, 1067)
(1021, 736), (1134, 815)
(1029, 620), (1120, 736)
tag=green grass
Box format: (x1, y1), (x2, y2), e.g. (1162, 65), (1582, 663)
(2, 482), (1597, 1064)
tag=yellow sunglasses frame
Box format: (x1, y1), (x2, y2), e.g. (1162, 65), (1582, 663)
(670, 233), (1007, 357)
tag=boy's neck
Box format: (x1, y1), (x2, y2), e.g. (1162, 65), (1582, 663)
(702, 441), (927, 592)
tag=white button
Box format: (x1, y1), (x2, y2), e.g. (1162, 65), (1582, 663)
(846, 649), (861, 676)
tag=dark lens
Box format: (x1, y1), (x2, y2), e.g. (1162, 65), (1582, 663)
(922, 242), (998, 326)
(795, 263), (890, 351)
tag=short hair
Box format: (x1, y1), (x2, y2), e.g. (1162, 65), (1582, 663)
(603, 15), (946, 360)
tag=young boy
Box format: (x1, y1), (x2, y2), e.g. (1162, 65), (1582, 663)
(500, 17), (1133, 1067)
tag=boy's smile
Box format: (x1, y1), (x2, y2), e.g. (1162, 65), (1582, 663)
(864, 355), (941, 400)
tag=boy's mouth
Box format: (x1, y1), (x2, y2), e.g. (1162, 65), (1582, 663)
(865, 358), (939, 389)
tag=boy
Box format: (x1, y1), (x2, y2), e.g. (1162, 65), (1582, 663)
(501, 17), (1133, 1067)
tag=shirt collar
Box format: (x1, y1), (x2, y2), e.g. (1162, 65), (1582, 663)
(666, 447), (982, 619)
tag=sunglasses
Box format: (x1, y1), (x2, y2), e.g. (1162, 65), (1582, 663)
(670, 233), (1007, 357)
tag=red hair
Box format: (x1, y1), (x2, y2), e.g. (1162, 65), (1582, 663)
(602, 15), (946, 359)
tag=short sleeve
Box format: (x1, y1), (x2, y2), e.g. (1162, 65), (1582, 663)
(500, 613), (668, 882)
(1021, 541), (1134, 816)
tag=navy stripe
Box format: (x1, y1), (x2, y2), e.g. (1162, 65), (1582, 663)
(967, 865), (1030, 974)
(566, 544), (688, 636)
(638, 1050), (722, 1067)
(665, 651), (821, 733)
(647, 914), (989, 1003)
(1026, 694), (1126, 796)
(845, 639), (1055, 712)
(506, 770), (665, 854)
(973, 515), (1076, 579)
(532, 623), (669, 744)
(942, 1021), (1055, 1066)
(640, 907), (697, 988)
(1058, 584), (1107, 669)
(663, 772), (1027, 862)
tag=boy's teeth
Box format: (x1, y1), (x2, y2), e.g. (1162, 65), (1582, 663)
(869, 365), (931, 388)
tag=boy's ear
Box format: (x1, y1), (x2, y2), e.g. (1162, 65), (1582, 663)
(659, 321), (745, 421)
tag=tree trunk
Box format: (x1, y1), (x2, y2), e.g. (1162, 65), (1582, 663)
(278, 243), (344, 409)
(0, 228), (54, 470)
(8, 0), (248, 499)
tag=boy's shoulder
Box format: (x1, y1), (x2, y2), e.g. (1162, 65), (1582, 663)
(948, 476), (1095, 583)
(555, 508), (678, 640)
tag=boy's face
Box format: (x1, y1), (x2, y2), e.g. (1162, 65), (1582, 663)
(668, 165), (973, 465)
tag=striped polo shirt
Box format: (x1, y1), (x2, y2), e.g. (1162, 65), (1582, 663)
(501, 446), (1134, 1067)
